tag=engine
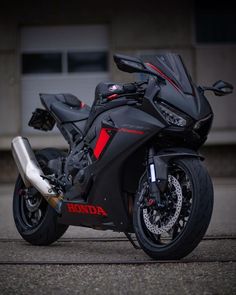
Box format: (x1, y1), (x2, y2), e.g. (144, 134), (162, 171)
(64, 144), (93, 197)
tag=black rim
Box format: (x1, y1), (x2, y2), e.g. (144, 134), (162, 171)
(17, 183), (48, 229)
(16, 156), (49, 230)
(137, 161), (193, 247)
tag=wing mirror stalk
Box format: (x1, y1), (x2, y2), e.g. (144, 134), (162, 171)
(201, 80), (233, 96)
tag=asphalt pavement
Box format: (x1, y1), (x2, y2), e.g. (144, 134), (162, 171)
(0, 181), (235, 294)
(0, 238), (235, 295)
(1, 261), (235, 295)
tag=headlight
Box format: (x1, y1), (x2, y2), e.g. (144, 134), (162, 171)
(155, 102), (187, 127)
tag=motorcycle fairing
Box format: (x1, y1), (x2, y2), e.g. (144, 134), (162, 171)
(115, 53), (213, 121)
(58, 105), (165, 231)
(146, 53), (194, 95)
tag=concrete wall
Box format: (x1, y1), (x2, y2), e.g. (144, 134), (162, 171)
(0, 24), (20, 138)
(196, 46), (236, 143)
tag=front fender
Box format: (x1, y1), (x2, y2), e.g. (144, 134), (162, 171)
(154, 148), (203, 192)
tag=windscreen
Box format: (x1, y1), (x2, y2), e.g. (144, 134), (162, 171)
(147, 53), (194, 95)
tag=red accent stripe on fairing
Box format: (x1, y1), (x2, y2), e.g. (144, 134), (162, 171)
(93, 127), (144, 159)
(118, 128), (144, 135)
(107, 94), (118, 100)
(146, 63), (182, 92)
(93, 128), (111, 159)
(105, 127), (144, 135)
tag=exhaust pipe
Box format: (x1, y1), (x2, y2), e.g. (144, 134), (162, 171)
(11, 136), (62, 213)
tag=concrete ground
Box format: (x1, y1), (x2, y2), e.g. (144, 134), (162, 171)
(0, 179), (235, 294)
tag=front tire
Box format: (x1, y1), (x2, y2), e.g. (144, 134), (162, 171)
(13, 148), (69, 245)
(133, 158), (213, 260)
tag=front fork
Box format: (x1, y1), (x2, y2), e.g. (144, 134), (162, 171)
(147, 147), (168, 207)
(145, 147), (202, 207)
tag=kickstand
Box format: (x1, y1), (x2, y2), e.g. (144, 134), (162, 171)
(124, 232), (140, 250)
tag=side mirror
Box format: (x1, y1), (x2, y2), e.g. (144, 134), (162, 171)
(201, 80), (233, 96)
(113, 54), (147, 73)
(113, 54), (165, 82)
(212, 80), (233, 96)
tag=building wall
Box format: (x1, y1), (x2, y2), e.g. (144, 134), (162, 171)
(0, 0), (236, 182)
(0, 24), (20, 138)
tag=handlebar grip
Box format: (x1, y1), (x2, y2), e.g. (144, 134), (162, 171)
(123, 83), (137, 93)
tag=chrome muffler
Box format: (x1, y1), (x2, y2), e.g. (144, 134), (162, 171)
(11, 136), (62, 213)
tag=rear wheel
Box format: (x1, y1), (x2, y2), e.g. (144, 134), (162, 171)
(133, 158), (213, 260)
(13, 148), (69, 245)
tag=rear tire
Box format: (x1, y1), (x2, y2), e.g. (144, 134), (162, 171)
(133, 158), (214, 260)
(13, 148), (69, 246)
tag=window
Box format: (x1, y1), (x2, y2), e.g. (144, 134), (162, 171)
(21, 51), (108, 74)
(20, 25), (109, 134)
(68, 52), (108, 73)
(195, 1), (236, 43)
(22, 53), (62, 74)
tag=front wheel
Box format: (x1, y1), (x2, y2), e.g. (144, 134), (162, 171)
(133, 158), (214, 260)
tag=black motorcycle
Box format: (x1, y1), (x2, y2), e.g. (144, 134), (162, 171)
(12, 53), (233, 259)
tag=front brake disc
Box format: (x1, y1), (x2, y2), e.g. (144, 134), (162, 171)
(142, 175), (182, 235)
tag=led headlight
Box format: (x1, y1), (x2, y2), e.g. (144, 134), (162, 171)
(155, 102), (187, 127)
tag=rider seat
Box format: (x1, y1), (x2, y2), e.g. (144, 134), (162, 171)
(40, 93), (90, 124)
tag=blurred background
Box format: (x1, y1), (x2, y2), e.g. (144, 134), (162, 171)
(0, 0), (235, 234)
